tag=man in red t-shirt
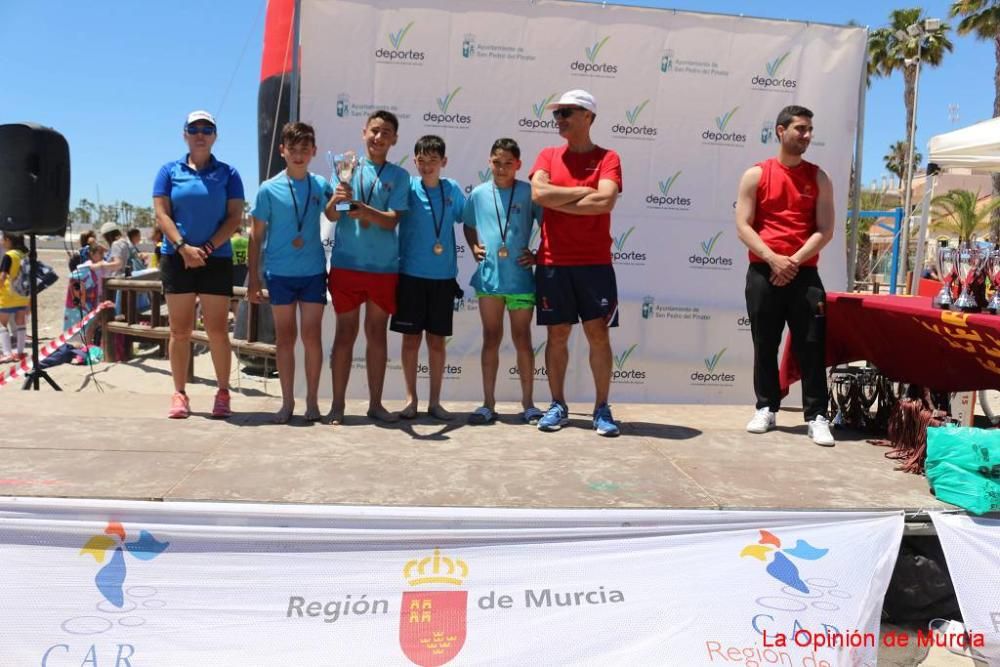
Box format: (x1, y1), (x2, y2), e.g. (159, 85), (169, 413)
(735, 105), (836, 446)
(529, 89), (623, 437)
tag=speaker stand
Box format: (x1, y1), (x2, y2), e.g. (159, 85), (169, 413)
(22, 233), (60, 391)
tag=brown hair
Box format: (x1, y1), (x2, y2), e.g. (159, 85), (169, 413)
(281, 121), (317, 147)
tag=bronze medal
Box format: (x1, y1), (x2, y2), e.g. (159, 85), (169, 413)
(292, 236), (304, 249)
(433, 242), (444, 255)
(498, 244), (509, 259)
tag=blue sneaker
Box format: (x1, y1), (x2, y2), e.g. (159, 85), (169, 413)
(537, 401), (569, 432)
(593, 403), (620, 437)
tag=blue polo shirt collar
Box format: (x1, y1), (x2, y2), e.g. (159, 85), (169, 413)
(178, 154), (220, 175)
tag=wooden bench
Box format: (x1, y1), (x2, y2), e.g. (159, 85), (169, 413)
(100, 276), (276, 381)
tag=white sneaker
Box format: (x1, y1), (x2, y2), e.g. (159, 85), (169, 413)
(808, 415), (835, 447)
(746, 407), (776, 434)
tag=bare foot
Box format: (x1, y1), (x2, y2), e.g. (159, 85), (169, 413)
(322, 404), (345, 425)
(304, 405), (322, 422)
(428, 404), (455, 421)
(366, 405), (399, 423)
(398, 401), (418, 420)
(273, 403), (294, 424)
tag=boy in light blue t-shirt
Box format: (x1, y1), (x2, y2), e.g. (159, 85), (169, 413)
(463, 138), (543, 425)
(390, 135), (465, 421)
(248, 121), (336, 424)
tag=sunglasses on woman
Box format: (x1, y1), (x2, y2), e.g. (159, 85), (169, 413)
(185, 125), (216, 136)
(552, 107), (586, 120)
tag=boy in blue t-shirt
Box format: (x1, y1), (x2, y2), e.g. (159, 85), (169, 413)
(248, 121), (335, 424)
(463, 138), (543, 425)
(390, 135), (465, 420)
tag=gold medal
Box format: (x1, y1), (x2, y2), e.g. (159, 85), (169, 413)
(433, 242), (444, 255)
(498, 244), (509, 259)
(292, 236), (304, 249)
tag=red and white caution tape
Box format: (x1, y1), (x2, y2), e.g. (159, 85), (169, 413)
(0, 300), (115, 388)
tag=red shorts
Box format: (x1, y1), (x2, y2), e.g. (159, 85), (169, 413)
(328, 267), (398, 314)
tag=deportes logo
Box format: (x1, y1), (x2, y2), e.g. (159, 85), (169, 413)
(375, 22), (425, 63)
(612, 343), (645, 383)
(570, 36), (618, 76)
(646, 170), (692, 210)
(751, 52), (797, 91)
(400, 548), (469, 666)
(690, 348), (736, 385)
(688, 231), (733, 269)
(611, 99), (657, 139)
(702, 107), (747, 146)
(612, 226), (646, 265)
(518, 93), (560, 132)
(509, 341), (548, 379)
(424, 87), (472, 127)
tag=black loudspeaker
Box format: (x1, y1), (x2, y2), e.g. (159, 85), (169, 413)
(0, 123), (70, 235)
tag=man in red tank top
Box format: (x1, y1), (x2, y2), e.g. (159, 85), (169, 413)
(529, 89), (623, 437)
(735, 105), (836, 446)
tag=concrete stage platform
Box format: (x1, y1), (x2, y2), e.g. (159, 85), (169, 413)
(0, 391), (948, 514)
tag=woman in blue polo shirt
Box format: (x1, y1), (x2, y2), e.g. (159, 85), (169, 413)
(153, 110), (245, 420)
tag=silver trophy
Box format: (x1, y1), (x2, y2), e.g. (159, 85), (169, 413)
(987, 249), (1000, 315)
(932, 246), (956, 309)
(328, 150), (359, 212)
(953, 244), (985, 313)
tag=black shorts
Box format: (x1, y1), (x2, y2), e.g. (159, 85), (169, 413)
(535, 264), (619, 327)
(389, 274), (460, 336)
(232, 263), (249, 288)
(160, 253), (234, 297)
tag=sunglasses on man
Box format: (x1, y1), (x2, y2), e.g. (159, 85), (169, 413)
(185, 125), (217, 136)
(552, 107), (587, 120)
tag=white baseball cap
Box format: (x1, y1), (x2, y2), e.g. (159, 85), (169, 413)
(185, 110), (216, 126)
(545, 90), (597, 114)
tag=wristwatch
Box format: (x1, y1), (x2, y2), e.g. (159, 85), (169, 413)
(175, 239), (188, 251)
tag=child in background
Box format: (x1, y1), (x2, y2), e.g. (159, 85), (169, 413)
(463, 138), (543, 424)
(0, 233), (30, 363)
(390, 135), (465, 420)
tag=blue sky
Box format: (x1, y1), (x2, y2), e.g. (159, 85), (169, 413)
(2, 1), (993, 210)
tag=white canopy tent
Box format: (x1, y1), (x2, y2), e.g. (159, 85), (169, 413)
(910, 117), (1000, 295)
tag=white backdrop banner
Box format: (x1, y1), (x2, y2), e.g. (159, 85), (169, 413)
(930, 512), (1000, 663)
(0, 499), (901, 665)
(294, 0), (867, 404)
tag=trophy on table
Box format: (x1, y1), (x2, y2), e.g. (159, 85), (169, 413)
(987, 248), (1000, 315)
(953, 243), (986, 313)
(932, 246), (957, 309)
(327, 150), (359, 212)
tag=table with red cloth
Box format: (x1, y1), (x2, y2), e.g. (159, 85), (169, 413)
(779, 292), (1000, 394)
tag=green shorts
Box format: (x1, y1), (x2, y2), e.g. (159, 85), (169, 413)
(476, 291), (535, 310)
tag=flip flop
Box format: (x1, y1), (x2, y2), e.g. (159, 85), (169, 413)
(467, 406), (496, 425)
(521, 406), (544, 425)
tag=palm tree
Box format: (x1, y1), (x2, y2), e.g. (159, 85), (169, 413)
(950, 1), (1000, 240)
(883, 140), (923, 188)
(930, 189), (1000, 242)
(869, 9), (953, 205)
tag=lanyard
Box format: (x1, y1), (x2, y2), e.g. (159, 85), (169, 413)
(286, 173), (312, 234)
(491, 182), (516, 246)
(422, 181), (446, 242)
(358, 160), (388, 206)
